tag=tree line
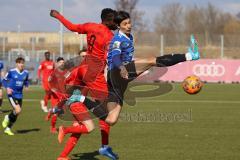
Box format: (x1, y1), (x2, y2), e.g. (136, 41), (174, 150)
(115, 0), (240, 36)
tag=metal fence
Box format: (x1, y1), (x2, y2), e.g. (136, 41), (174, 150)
(0, 33), (239, 83)
(135, 33), (240, 59)
(0, 50), (77, 84)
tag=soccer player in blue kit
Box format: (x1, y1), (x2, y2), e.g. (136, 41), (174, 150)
(2, 57), (29, 136)
(0, 60), (4, 113)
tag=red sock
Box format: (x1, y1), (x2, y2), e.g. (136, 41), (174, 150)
(99, 120), (110, 146)
(43, 93), (50, 106)
(60, 133), (81, 157)
(64, 124), (89, 134)
(51, 114), (57, 128)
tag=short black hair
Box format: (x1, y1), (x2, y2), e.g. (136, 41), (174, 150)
(114, 11), (130, 26)
(16, 57), (25, 63)
(45, 51), (50, 55)
(56, 57), (64, 62)
(78, 46), (87, 55)
(101, 8), (117, 22)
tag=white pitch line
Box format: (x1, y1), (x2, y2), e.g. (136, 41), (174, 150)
(135, 99), (240, 104)
(3, 99), (240, 104)
(3, 99), (40, 102)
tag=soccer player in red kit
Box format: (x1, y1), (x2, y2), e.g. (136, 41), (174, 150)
(50, 8), (118, 160)
(37, 51), (54, 112)
(45, 57), (65, 133)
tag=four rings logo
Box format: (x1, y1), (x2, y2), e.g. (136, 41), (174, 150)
(193, 64), (225, 77)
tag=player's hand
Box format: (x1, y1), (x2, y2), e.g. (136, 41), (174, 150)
(119, 65), (128, 79)
(7, 88), (13, 95)
(50, 9), (60, 18)
(25, 87), (29, 91)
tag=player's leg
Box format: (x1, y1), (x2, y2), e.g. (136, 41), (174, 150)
(65, 73), (125, 126)
(49, 114), (57, 133)
(57, 103), (94, 159)
(99, 119), (110, 146)
(57, 133), (81, 160)
(84, 75), (118, 158)
(0, 84), (3, 113)
(44, 90), (51, 108)
(41, 79), (53, 112)
(40, 90), (50, 113)
(98, 119), (119, 160)
(40, 81), (49, 112)
(66, 73), (118, 160)
(48, 92), (60, 133)
(2, 97), (22, 135)
(103, 67), (129, 126)
(104, 82), (124, 126)
(58, 102), (94, 143)
(105, 102), (122, 126)
(134, 34), (200, 76)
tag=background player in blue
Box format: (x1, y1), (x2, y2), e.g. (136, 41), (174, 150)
(2, 57), (29, 136)
(0, 60), (4, 113)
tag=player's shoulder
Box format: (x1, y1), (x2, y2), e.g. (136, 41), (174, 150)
(23, 69), (29, 74)
(86, 23), (111, 33)
(111, 31), (126, 46)
(10, 68), (28, 74)
(118, 31), (133, 40)
(114, 31), (130, 41)
(9, 68), (16, 73)
(49, 60), (54, 64)
(7, 68), (17, 76)
(83, 22), (100, 28)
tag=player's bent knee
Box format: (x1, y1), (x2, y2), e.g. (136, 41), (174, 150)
(105, 117), (118, 126)
(86, 124), (95, 133)
(83, 120), (95, 133)
(15, 106), (21, 114)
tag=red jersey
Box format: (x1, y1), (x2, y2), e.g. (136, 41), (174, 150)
(55, 14), (113, 67)
(37, 60), (54, 82)
(53, 13), (113, 100)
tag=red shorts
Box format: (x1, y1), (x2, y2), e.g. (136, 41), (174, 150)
(69, 102), (91, 122)
(42, 80), (51, 91)
(65, 57), (108, 100)
(50, 92), (60, 107)
(48, 69), (68, 94)
(50, 91), (68, 107)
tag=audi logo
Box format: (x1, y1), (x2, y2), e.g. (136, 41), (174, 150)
(193, 64), (225, 77)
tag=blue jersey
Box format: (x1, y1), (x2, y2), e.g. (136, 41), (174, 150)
(0, 61), (4, 83)
(107, 30), (134, 70)
(3, 68), (29, 99)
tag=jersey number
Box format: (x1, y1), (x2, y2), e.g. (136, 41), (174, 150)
(88, 35), (96, 52)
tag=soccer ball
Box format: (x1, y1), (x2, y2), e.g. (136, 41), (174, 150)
(182, 75), (203, 94)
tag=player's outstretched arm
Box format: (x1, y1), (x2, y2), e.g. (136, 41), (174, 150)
(50, 9), (80, 32)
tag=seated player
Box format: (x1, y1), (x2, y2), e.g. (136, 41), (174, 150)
(1, 57), (29, 136)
